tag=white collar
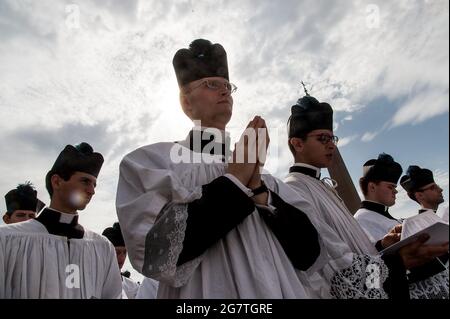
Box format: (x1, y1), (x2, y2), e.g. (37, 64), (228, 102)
(47, 207), (79, 224)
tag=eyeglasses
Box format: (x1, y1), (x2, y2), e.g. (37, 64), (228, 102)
(307, 133), (339, 145)
(418, 184), (440, 192)
(185, 79), (238, 94)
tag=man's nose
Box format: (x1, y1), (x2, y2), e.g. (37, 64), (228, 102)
(220, 86), (231, 96)
(328, 142), (336, 150)
(87, 184), (95, 195)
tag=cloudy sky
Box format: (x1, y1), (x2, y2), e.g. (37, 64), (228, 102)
(0, 0), (448, 280)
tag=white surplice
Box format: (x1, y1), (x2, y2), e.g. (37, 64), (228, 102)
(285, 168), (378, 255)
(441, 207), (449, 223)
(136, 277), (159, 299)
(284, 166), (392, 298)
(355, 206), (449, 299)
(121, 276), (140, 299)
(0, 219), (122, 299)
(354, 206), (400, 244)
(116, 136), (316, 299)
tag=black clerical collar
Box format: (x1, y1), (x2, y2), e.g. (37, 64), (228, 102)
(418, 208), (436, 214)
(186, 129), (230, 158)
(361, 200), (396, 220)
(289, 163), (321, 179)
(36, 208), (84, 239)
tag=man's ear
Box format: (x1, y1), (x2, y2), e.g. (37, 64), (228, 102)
(289, 137), (304, 153)
(180, 92), (193, 118)
(368, 181), (376, 194)
(414, 191), (423, 202)
(3, 214), (10, 224)
(51, 174), (62, 192)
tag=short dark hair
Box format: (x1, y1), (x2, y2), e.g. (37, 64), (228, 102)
(287, 117), (308, 157)
(45, 170), (75, 198)
(288, 135), (309, 157)
(407, 191), (419, 203)
(359, 177), (381, 196)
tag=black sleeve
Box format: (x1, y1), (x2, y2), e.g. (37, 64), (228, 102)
(177, 176), (255, 266)
(375, 240), (384, 252)
(257, 191), (320, 271)
(381, 253), (410, 299)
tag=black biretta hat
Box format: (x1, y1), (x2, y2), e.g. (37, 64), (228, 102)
(173, 39), (229, 87)
(400, 165), (435, 193)
(5, 182), (45, 215)
(362, 153), (403, 184)
(288, 91), (333, 138)
(49, 142), (104, 178)
(102, 222), (125, 247)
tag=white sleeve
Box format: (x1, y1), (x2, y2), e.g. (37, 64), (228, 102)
(116, 145), (203, 287)
(136, 277), (159, 299)
(354, 213), (396, 245)
(101, 241), (123, 299)
(270, 176), (391, 298)
(441, 207), (449, 223)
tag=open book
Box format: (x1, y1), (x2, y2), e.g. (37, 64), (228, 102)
(381, 210), (449, 255)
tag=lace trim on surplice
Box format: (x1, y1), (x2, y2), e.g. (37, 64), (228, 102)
(330, 254), (389, 299)
(143, 202), (202, 287)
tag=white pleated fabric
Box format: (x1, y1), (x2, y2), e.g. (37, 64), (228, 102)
(116, 138), (313, 298)
(0, 219), (122, 299)
(269, 176), (389, 299)
(355, 207), (449, 299)
(354, 208), (400, 244)
(121, 276), (140, 299)
(285, 172), (377, 255)
(136, 277), (159, 299)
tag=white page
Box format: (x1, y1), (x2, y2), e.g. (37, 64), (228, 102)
(401, 211), (443, 240)
(382, 211), (449, 255)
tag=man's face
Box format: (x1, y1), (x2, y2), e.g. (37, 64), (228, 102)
(371, 181), (398, 207)
(293, 129), (337, 168)
(3, 210), (36, 224)
(415, 183), (444, 207)
(57, 172), (97, 211)
(115, 246), (127, 270)
(182, 77), (233, 130)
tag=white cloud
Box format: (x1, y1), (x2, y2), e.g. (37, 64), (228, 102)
(361, 131), (379, 142)
(338, 134), (359, 148)
(390, 89), (449, 128)
(342, 115), (353, 122)
(391, 187), (420, 219)
(434, 169), (449, 188)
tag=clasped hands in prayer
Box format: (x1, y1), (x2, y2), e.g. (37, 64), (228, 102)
(226, 116), (270, 206)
